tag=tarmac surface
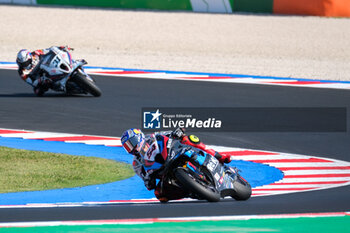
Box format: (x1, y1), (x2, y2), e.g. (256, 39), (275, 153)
(0, 69), (349, 222)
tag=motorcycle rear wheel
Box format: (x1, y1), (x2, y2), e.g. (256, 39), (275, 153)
(174, 168), (220, 202)
(72, 70), (101, 97)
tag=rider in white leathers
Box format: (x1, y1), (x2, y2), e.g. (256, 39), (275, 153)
(16, 46), (73, 96)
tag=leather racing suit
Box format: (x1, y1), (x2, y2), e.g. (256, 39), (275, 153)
(17, 46), (72, 95)
(132, 129), (231, 202)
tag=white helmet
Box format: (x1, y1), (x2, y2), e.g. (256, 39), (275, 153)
(16, 49), (33, 69)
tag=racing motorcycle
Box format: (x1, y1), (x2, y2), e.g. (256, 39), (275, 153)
(156, 139), (252, 202)
(34, 47), (101, 97)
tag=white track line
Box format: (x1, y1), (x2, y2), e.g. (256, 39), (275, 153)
(2, 63), (350, 89)
(0, 212), (348, 228)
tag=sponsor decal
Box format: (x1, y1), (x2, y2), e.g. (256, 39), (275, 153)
(207, 157), (219, 172)
(167, 138), (173, 148)
(219, 176), (224, 184)
(214, 173), (221, 181)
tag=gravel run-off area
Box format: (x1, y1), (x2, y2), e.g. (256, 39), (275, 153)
(0, 5), (349, 81)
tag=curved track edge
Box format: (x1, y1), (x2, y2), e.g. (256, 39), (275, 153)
(1, 62), (350, 89)
(0, 127), (349, 206)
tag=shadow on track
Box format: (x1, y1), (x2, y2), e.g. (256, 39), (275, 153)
(0, 93), (94, 98)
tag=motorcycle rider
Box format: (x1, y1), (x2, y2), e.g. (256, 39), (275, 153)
(121, 128), (232, 202)
(16, 46), (73, 96)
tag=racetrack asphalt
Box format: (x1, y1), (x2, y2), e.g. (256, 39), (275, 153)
(0, 69), (349, 222)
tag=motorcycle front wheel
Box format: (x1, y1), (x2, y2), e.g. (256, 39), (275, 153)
(72, 70), (102, 97)
(231, 175), (252, 201)
(174, 168), (220, 202)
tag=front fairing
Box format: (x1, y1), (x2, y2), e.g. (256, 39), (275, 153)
(182, 149), (236, 192)
(40, 48), (73, 77)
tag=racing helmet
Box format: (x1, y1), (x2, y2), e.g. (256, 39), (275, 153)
(121, 128), (145, 155)
(16, 49), (33, 69)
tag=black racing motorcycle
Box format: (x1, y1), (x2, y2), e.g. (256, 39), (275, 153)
(155, 140), (252, 202)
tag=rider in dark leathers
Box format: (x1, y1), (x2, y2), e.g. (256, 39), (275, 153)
(121, 128), (231, 202)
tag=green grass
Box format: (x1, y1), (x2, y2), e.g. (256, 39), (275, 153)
(0, 146), (134, 193)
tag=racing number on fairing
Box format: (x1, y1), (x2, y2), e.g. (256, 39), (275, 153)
(146, 143), (157, 159)
(51, 56), (61, 67)
(207, 157), (219, 172)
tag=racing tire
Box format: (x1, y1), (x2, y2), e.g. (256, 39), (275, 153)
(231, 175), (252, 201)
(174, 168), (220, 202)
(72, 70), (101, 97)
